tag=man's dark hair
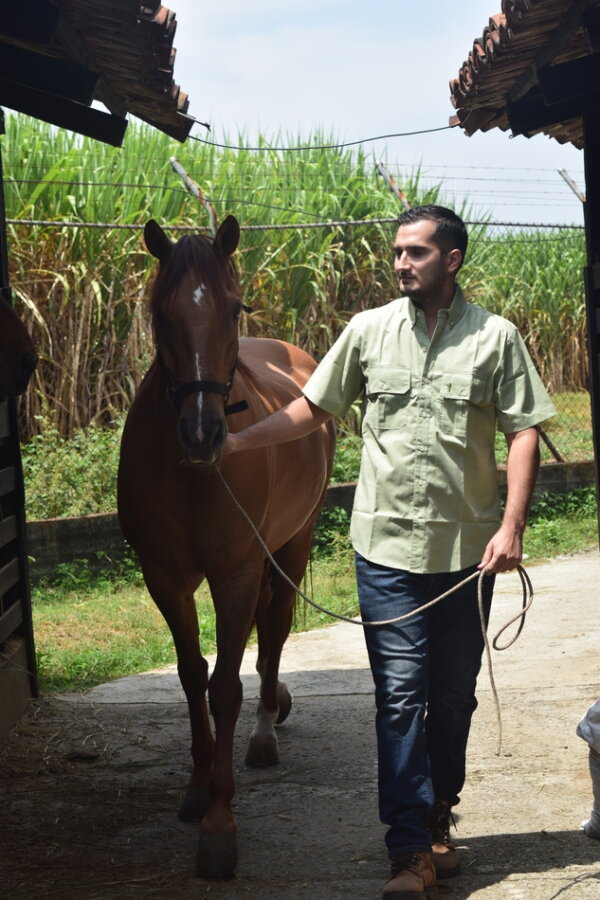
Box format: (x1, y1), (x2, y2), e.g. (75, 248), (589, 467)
(396, 205), (468, 268)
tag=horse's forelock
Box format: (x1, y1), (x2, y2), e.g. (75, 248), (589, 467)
(150, 233), (239, 323)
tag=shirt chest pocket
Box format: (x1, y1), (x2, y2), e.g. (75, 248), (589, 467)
(364, 366), (412, 433)
(437, 372), (486, 441)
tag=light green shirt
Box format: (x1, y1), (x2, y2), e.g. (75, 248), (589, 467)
(303, 286), (556, 573)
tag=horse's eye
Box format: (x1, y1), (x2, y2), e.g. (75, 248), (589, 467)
(232, 305), (242, 321)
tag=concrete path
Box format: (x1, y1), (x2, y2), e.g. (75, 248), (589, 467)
(72, 549), (600, 899)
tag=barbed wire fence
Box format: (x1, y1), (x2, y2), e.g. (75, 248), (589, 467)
(5, 213), (592, 465)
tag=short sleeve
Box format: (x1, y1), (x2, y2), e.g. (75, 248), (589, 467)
(303, 319), (365, 418)
(495, 328), (557, 433)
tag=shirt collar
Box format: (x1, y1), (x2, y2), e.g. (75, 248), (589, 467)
(406, 284), (467, 329)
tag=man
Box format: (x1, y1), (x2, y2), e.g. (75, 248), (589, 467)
(224, 206), (555, 899)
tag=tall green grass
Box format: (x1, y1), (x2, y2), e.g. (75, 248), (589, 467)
(466, 231), (587, 391)
(2, 115), (588, 442)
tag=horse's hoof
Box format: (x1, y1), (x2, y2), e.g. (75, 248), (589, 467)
(196, 831), (238, 879)
(245, 733), (280, 768)
(178, 786), (209, 822)
(276, 686), (293, 725)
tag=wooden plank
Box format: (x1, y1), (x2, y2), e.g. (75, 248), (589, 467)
(0, 466), (15, 498)
(507, 86), (591, 134)
(0, 0), (59, 45)
(506, 0), (598, 103)
(539, 53), (600, 106)
(0, 515), (17, 550)
(0, 401), (9, 439)
(0, 558), (19, 598)
(0, 78), (128, 146)
(583, 104), (600, 545)
(0, 593), (22, 645)
(0, 44), (98, 106)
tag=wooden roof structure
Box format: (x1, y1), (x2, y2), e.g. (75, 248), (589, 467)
(449, 0), (600, 149)
(0, 0), (194, 146)
(451, 0), (600, 541)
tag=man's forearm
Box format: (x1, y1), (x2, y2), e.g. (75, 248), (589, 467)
(224, 395), (332, 454)
(503, 427), (541, 533)
(478, 426), (540, 572)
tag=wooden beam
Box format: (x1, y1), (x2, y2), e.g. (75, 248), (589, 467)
(538, 53), (600, 106)
(583, 103), (600, 545)
(54, 16), (127, 118)
(582, 7), (600, 51)
(0, 43), (97, 106)
(0, 78), (127, 145)
(135, 110), (195, 143)
(507, 0), (599, 103)
(0, 0), (59, 45)
(507, 86), (592, 135)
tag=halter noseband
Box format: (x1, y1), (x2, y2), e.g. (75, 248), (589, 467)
(161, 356), (248, 416)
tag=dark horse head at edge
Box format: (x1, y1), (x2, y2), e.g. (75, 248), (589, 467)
(0, 293), (37, 400)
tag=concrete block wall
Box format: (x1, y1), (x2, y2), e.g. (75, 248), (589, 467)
(25, 461), (598, 582)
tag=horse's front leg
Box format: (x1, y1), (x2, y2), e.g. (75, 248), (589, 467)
(141, 562), (213, 822)
(196, 570), (261, 879)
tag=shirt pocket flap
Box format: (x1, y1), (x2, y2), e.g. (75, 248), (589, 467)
(368, 366), (411, 396)
(440, 372), (473, 401)
(440, 372), (489, 404)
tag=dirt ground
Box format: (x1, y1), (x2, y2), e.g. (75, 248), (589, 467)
(2, 550), (600, 900)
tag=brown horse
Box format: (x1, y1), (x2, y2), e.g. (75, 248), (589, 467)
(117, 216), (335, 879)
(0, 293), (37, 398)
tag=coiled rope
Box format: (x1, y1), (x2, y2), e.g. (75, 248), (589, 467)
(217, 469), (534, 754)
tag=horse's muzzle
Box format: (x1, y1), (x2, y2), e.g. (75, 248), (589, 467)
(178, 409), (226, 466)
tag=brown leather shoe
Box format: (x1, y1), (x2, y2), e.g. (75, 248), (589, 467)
(382, 851), (438, 898)
(428, 799), (460, 879)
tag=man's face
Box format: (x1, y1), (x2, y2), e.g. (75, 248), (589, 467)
(393, 219), (460, 303)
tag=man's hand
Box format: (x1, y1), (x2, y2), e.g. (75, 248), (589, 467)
(221, 433), (240, 456)
(478, 523), (523, 573)
(478, 426), (540, 574)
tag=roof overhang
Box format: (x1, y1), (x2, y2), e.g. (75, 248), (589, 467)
(0, 0), (194, 146)
(450, 0), (600, 149)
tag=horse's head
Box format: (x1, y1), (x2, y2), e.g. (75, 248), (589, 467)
(145, 215), (244, 465)
(0, 294), (37, 399)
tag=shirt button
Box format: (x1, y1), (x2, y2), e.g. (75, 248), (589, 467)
(461, 389), (467, 396)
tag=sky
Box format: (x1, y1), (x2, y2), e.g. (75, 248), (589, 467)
(168, 0), (586, 228)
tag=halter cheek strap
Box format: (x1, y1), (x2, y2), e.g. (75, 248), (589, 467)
(223, 398), (250, 416)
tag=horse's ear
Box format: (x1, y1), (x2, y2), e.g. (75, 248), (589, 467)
(214, 215), (240, 257)
(144, 219), (173, 264)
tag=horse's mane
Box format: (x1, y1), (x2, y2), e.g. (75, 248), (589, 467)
(150, 232), (240, 323)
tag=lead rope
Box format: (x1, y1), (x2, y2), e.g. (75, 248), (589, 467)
(217, 469), (533, 755)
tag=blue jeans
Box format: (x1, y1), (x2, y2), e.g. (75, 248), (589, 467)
(355, 553), (494, 858)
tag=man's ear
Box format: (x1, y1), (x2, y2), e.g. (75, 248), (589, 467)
(447, 248), (462, 274)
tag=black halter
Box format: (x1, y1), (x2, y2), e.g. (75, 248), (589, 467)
(160, 355), (248, 416)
